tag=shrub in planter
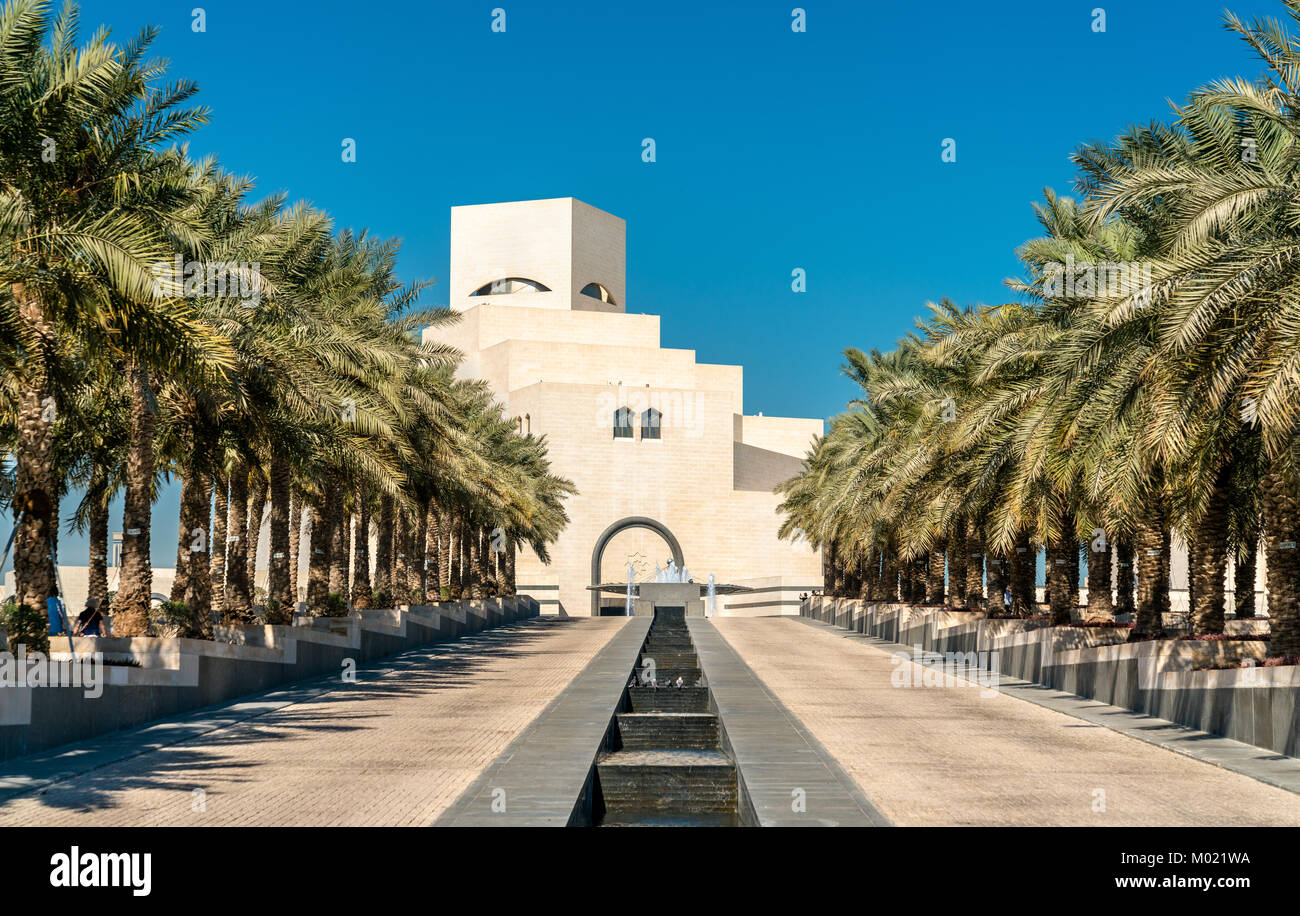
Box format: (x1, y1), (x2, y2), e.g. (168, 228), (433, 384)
(409, 588), (425, 605)
(1, 600), (50, 655)
(319, 592), (349, 618)
(439, 586), (450, 601)
(263, 601), (293, 626)
(151, 600), (209, 639)
(372, 589), (390, 609)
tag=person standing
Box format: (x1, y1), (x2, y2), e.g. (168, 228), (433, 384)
(74, 598), (105, 636)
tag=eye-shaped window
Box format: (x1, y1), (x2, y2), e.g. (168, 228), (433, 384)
(471, 277), (550, 296)
(581, 282), (616, 305)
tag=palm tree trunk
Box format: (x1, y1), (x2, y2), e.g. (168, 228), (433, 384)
(225, 458), (253, 616)
(392, 509), (410, 605)
(212, 473), (229, 613)
(88, 501), (110, 610)
(1190, 478), (1230, 636)
(1086, 535), (1113, 622)
(171, 427), (216, 627)
(965, 524), (984, 607)
(1234, 533), (1258, 618)
(448, 515), (462, 599)
(1010, 532), (1034, 609)
(461, 517), (474, 598)
(305, 502), (330, 611)
(438, 508), (451, 596)
(1130, 516), (1169, 641)
(11, 284), (59, 614)
(1115, 539), (1135, 615)
(352, 482), (373, 608)
(925, 542), (945, 604)
(505, 537), (517, 595)
(180, 470), (214, 631)
(1047, 530), (1072, 626)
(989, 552), (1007, 603)
(265, 451), (292, 614)
(1261, 465), (1300, 657)
(881, 548), (898, 602)
(246, 474), (267, 599)
(840, 553), (855, 599)
(906, 555), (924, 602)
(426, 501), (442, 601)
(170, 460), (195, 603)
(375, 493), (394, 600)
(478, 526), (493, 596)
(949, 524), (968, 608)
(468, 521), (483, 599)
(414, 507), (428, 601)
(114, 364), (156, 635)
(328, 477), (348, 600)
(345, 506), (356, 600)
(288, 489), (302, 604)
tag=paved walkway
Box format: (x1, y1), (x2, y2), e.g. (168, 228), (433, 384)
(0, 617), (627, 826)
(715, 617), (1300, 826)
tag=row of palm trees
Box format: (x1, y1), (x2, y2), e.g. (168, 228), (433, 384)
(1, 0), (573, 636)
(778, 1), (1300, 660)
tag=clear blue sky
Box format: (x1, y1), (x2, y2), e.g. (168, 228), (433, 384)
(6, 0), (1288, 566)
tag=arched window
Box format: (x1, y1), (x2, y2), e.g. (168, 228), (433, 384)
(580, 282), (616, 305)
(640, 408), (661, 440)
(471, 277), (550, 296)
(613, 406), (634, 439)
(524, 413), (531, 434)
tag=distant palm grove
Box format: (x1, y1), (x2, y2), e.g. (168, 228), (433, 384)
(779, 2), (1300, 660)
(1, 0), (573, 637)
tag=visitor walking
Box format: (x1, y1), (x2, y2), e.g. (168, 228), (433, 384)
(75, 599), (105, 636)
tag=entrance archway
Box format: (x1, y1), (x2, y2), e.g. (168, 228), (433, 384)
(591, 516), (684, 616)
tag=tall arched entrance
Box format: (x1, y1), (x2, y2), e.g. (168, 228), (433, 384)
(590, 516), (684, 616)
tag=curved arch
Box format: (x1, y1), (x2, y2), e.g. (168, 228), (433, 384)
(591, 516), (684, 615)
(471, 277), (551, 296)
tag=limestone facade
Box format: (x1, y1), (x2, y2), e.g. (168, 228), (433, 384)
(425, 198), (824, 615)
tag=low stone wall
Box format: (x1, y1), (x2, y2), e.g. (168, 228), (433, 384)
(801, 597), (1298, 757)
(0, 596), (538, 762)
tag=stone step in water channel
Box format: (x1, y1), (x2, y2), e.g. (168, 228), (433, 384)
(594, 609), (742, 826)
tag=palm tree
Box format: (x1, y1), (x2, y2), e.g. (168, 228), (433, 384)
(1, 3), (232, 616)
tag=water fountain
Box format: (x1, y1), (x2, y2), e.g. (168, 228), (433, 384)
(625, 563), (635, 616)
(652, 559), (693, 583)
(706, 573), (716, 617)
(592, 605), (744, 825)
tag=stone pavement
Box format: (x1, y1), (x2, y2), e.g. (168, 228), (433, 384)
(714, 617), (1300, 826)
(0, 617), (627, 826)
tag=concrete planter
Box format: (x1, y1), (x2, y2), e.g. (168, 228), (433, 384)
(0, 595), (539, 762)
(801, 596), (1298, 758)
